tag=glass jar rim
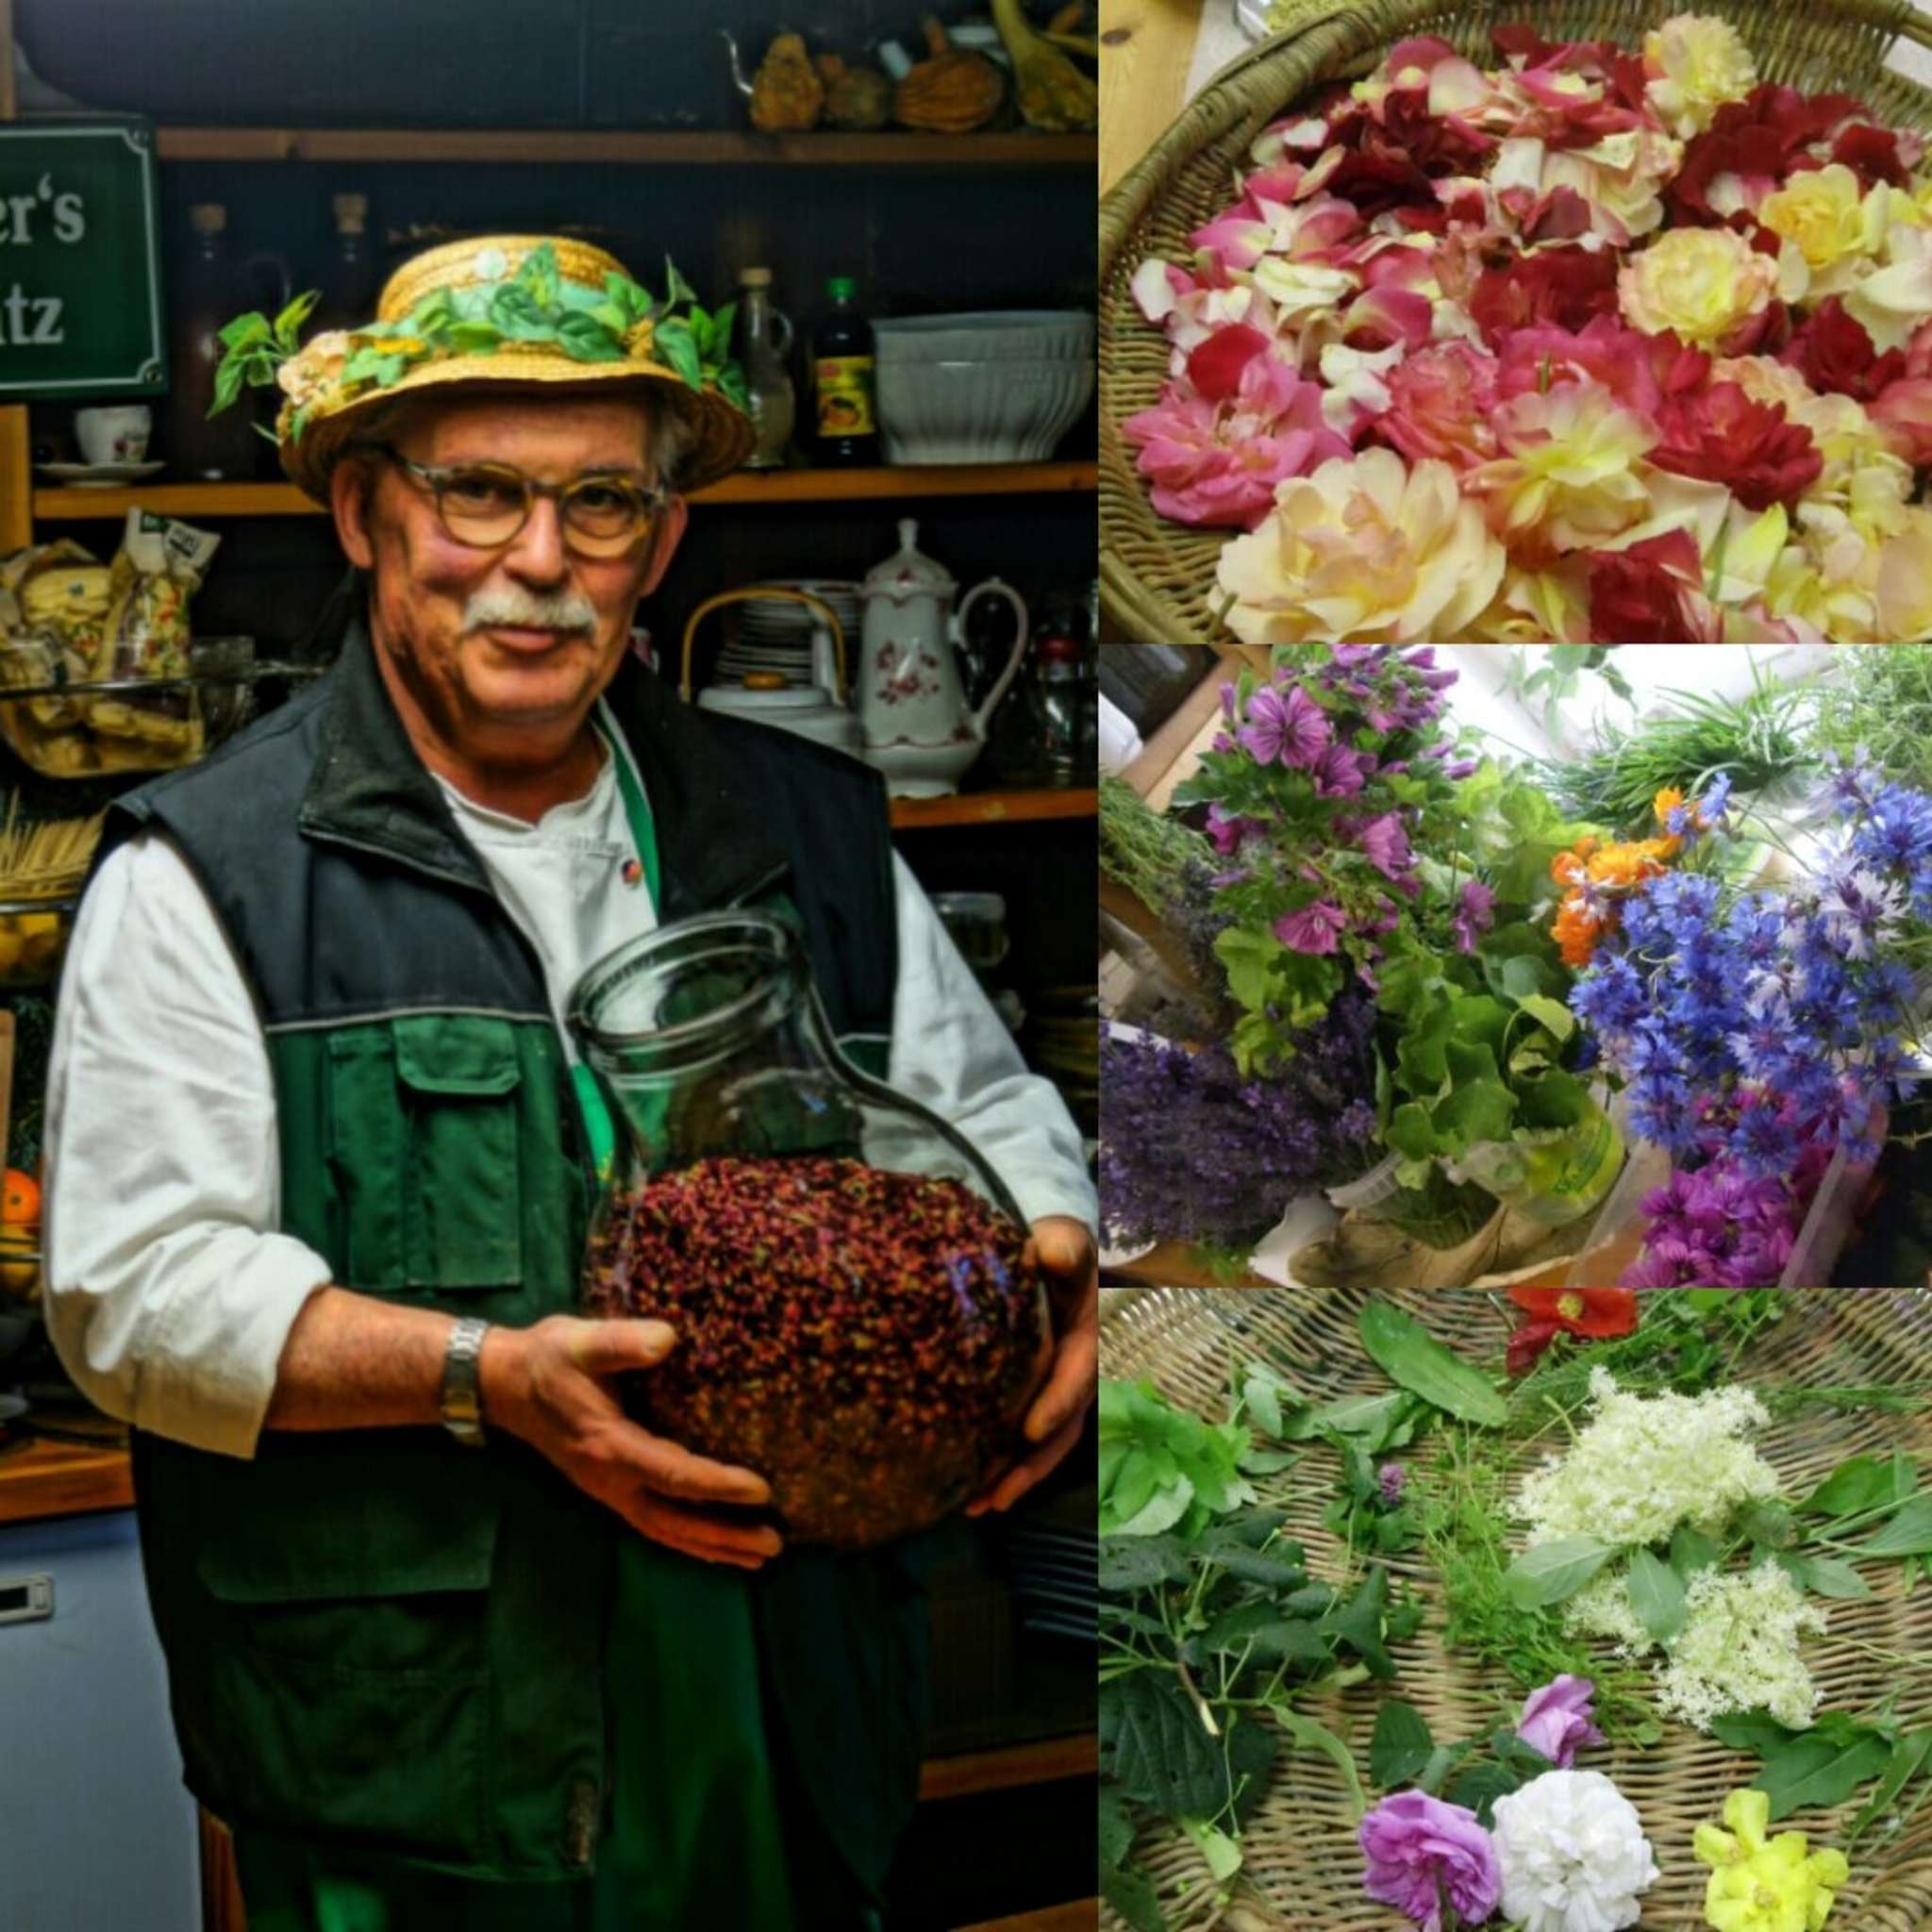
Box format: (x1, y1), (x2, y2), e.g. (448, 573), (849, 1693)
(565, 908), (806, 1062)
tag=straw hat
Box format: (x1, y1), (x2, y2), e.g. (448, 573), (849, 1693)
(257, 234), (755, 502)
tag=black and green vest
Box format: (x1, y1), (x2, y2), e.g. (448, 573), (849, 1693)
(107, 614), (935, 1886)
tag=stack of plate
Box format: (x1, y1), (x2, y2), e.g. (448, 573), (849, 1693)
(716, 579), (862, 687)
(1002, 1522), (1095, 1642)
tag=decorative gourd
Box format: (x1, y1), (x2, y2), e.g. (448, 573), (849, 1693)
(750, 32), (825, 133)
(892, 17), (1005, 134)
(816, 53), (892, 131)
(990, 0), (1097, 131)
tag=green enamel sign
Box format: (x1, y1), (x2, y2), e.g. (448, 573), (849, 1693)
(0, 121), (165, 399)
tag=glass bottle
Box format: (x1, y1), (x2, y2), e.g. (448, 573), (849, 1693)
(568, 909), (1050, 1549)
(811, 275), (877, 468)
(316, 192), (379, 334)
(164, 204), (261, 482)
(736, 266), (795, 471)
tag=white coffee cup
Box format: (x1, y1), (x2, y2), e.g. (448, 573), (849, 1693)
(74, 405), (152, 467)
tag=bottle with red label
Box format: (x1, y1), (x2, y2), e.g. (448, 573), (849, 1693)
(811, 275), (877, 468)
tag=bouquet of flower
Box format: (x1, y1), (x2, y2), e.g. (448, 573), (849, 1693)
(1124, 12), (1932, 642)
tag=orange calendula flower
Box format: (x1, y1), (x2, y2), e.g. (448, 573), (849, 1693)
(1550, 828), (1679, 966)
(1555, 896), (1604, 968)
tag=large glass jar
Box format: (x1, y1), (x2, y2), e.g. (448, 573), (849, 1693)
(567, 908), (1052, 1550)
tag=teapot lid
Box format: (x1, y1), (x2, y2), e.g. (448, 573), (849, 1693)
(861, 518), (955, 597)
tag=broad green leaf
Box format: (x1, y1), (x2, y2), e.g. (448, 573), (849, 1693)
(1100, 1674), (1241, 1820)
(1800, 1454), (1903, 1519)
(1709, 1709), (1801, 1757)
(1310, 1390), (1426, 1454)
(1848, 1729), (1932, 1844)
(1110, 1480), (1194, 1539)
(1432, 1073), (1516, 1149)
(1179, 1816), (1242, 1884)
(1515, 993), (1575, 1043)
(1267, 1698), (1366, 1823)
(1239, 1445), (1297, 1475)
(1757, 1729), (1894, 1822)
(1627, 1547), (1687, 1642)
(1358, 1301), (1507, 1426)
(1774, 1551), (1873, 1601)
(1098, 1787), (1135, 1870)
(1198, 1605), (1327, 1664)
(1099, 1537), (1192, 1591)
(1858, 1495), (1932, 1557)
(1671, 1525), (1721, 1579)
(1215, 924), (1286, 1014)
(1446, 1761), (1524, 1828)
(1101, 1860), (1168, 1932)
(1369, 1699), (1434, 1790)
(1322, 1567), (1398, 1679)
(1504, 1536), (1614, 1610)
(217, 311), (273, 351)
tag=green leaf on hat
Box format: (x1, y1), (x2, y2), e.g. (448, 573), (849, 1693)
(654, 317), (703, 390)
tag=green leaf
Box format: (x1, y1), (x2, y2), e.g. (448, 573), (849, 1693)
(1627, 1547), (1688, 1642)
(1198, 1605), (1327, 1664)
(1322, 1567), (1398, 1679)
(1100, 1674), (1241, 1820)
(1847, 1729), (1932, 1844)
(1099, 1786), (1136, 1871)
(1774, 1551), (1874, 1601)
(1709, 1709), (1803, 1757)
(1432, 1072), (1516, 1149)
(1266, 1698), (1366, 1823)
(1309, 1390), (1427, 1454)
(1504, 1536), (1615, 1610)
(1358, 1301), (1507, 1426)
(1100, 1859), (1169, 1932)
(1671, 1525), (1721, 1579)
(209, 358), (247, 417)
(654, 315), (704, 389)
(1369, 1700), (1434, 1790)
(1515, 992), (1575, 1044)
(662, 255), (699, 309)
(1099, 1537), (1193, 1591)
(1445, 1761), (1524, 1828)
(1757, 1729), (1894, 1822)
(1858, 1495), (1932, 1557)
(217, 311), (273, 352)
(553, 310), (626, 362)
(1179, 1815), (1242, 1884)
(1239, 1365), (1288, 1440)
(1239, 1445), (1297, 1475)
(1215, 924), (1286, 1014)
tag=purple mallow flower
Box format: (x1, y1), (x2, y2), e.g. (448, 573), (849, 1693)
(1358, 1790), (1502, 1932)
(1453, 880), (1496, 955)
(1274, 900), (1348, 955)
(1240, 682), (1332, 769)
(1357, 811), (1415, 882)
(1515, 1674), (1604, 1769)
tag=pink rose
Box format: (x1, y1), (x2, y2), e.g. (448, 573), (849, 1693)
(1359, 1790), (1502, 1931)
(1377, 341), (1502, 471)
(1516, 1674), (1605, 1768)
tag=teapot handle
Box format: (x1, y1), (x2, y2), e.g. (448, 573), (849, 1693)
(957, 579), (1028, 738)
(680, 588), (846, 703)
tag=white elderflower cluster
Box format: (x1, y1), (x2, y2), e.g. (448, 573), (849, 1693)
(1656, 1563), (1827, 1732)
(1516, 1369), (1778, 1548)
(1563, 1571), (1652, 1653)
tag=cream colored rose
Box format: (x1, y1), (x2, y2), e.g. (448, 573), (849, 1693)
(1466, 383), (1657, 555)
(1642, 13), (1758, 138)
(1758, 164), (1889, 294)
(1216, 448), (1505, 643)
(1876, 507), (1932, 640)
(275, 329), (353, 409)
(1618, 227), (1784, 347)
(1712, 355), (1817, 419)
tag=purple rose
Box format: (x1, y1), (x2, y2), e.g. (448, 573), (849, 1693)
(1359, 1790), (1502, 1931)
(1274, 900), (1347, 956)
(1453, 880), (1497, 955)
(1240, 683), (1332, 769)
(1358, 812), (1414, 881)
(1516, 1674), (1603, 1769)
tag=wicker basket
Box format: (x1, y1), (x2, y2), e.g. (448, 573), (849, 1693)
(1100, 1286), (1932, 1929)
(1097, 0), (1932, 643)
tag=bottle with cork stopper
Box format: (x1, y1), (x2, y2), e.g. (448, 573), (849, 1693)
(165, 203), (261, 481)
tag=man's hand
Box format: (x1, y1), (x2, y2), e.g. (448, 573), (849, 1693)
(967, 1215), (1098, 1518)
(481, 1315), (783, 1571)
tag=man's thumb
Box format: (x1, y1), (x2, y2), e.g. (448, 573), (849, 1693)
(572, 1318), (676, 1375)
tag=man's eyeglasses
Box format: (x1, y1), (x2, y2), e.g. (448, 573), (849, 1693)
(368, 443), (671, 558)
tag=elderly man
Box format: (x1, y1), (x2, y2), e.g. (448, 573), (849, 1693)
(42, 235), (1096, 1930)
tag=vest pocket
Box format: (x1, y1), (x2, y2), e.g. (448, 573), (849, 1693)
(194, 1458), (501, 1864)
(327, 1015), (526, 1293)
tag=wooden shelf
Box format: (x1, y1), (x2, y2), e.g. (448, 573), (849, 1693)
(916, 1732), (1096, 1803)
(890, 788), (1095, 830)
(32, 463), (1097, 524)
(0, 1432), (134, 1527)
(153, 127), (1097, 169)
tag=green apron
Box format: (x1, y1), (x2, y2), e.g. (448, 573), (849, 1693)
(231, 730), (881, 1931)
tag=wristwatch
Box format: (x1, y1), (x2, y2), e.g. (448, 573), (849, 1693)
(441, 1316), (491, 1448)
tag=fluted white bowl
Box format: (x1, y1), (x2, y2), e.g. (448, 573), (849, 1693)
(874, 310), (1094, 365)
(876, 356), (1095, 464)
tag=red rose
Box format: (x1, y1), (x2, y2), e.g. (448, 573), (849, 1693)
(1649, 381), (1824, 510)
(1667, 82), (1869, 225)
(1495, 314), (1708, 417)
(1830, 121), (1909, 189)
(1469, 246), (1621, 347)
(1586, 532), (1724, 644)
(1186, 324), (1271, 403)
(1781, 297), (1907, 402)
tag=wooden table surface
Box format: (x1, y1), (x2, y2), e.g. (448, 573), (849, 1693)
(0, 1430), (134, 1525)
(1098, 0), (1207, 194)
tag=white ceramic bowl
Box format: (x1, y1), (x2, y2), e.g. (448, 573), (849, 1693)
(874, 310), (1094, 364)
(876, 356), (1096, 465)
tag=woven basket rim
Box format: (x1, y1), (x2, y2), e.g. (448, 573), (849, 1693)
(1098, 0), (1932, 643)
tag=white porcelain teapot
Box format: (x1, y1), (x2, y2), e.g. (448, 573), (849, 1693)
(857, 519), (1027, 797)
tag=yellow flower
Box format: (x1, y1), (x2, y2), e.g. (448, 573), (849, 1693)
(1643, 13), (1758, 138)
(1619, 226), (1787, 348)
(1876, 506), (1932, 641)
(1467, 383), (1657, 555)
(1215, 448), (1506, 643)
(1693, 1788), (1849, 1932)
(1713, 356), (1817, 420)
(1654, 786), (1686, 826)
(1758, 164), (1890, 293)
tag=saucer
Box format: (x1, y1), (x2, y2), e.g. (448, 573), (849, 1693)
(37, 460), (166, 486)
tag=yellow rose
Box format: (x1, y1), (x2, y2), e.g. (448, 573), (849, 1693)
(1467, 383), (1657, 555)
(1619, 226), (1785, 348)
(1216, 448), (1505, 643)
(1758, 164), (1890, 293)
(1643, 13), (1758, 138)
(1712, 355), (1817, 418)
(1877, 507), (1932, 640)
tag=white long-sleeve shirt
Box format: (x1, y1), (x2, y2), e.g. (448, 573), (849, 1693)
(42, 731), (1094, 1460)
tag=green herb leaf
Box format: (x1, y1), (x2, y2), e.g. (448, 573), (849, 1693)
(1308, 1390), (1427, 1454)
(1774, 1551), (1874, 1601)
(1626, 1547), (1687, 1642)
(654, 315), (703, 389)
(1197, 1605), (1327, 1664)
(1099, 1537), (1193, 1591)
(1100, 1861), (1168, 1932)
(1847, 1728), (1932, 1844)
(1858, 1495), (1932, 1557)
(1709, 1709), (1801, 1757)
(1369, 1700), (1434, 1790)
(1358, 1301), (1507, 1427)
(1800, 1453), (1913, 1519)
(1670, 1524), (1721, 1579)
(1102, 1673), (1258, 1820)
(1757, 1728), (1894, 1822)
(1266, 1698), (1366, 1823)
(218, 311), (273, 352)
(1322, 1567), (1398, 1679)
(1446, 1761), (1524, 1828)
(1503, 1536), (1614, 1610)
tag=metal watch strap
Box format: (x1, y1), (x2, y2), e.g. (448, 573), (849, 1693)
(441, 1316), (491, 1447)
